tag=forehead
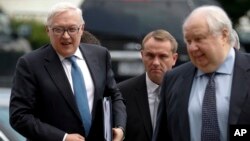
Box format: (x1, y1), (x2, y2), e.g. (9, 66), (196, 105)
(183, 15), (209, 37)
(143, 38), (172, 52)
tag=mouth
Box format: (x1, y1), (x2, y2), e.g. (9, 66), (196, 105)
(193, 52), (205, 60)
(150, 69), (162, 73)
(61, 42), (72, 46)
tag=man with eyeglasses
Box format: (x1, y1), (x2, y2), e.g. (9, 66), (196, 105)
(9, 2), (126, 141)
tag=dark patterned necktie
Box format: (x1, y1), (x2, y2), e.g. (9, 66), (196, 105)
(201, 73), (220, 141)
(68, 56), (91, 136)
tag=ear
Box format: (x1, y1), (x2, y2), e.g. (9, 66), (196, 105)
(81, 24), (85, 31)
(45, 26), (50, 36)
(140, 50), (143, 58)
(172, 53), (178, 66)
(80, 24), (85, 36)
(221, 28), (229, 43)
(45, 25), (49, 32)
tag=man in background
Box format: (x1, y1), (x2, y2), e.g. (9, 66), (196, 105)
(118, 29), (178, 141)
(81, 31), (101, 45)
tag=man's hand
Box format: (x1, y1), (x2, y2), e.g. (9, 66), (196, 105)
(65, 133), (85, 141)
(112, 127), (124, 141)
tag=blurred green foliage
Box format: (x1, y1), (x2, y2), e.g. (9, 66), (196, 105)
(11, 19), (50, 50)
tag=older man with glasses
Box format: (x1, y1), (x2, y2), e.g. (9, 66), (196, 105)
(9, 2), (126, 141)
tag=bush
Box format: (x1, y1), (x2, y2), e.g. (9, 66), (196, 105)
(11, 19), (50, 50)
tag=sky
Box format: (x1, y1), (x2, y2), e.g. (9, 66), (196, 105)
(0, 0), (84, 23)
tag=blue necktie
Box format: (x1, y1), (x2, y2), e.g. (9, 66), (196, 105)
(201, 73), (220, 141)
(68, 56), (91, 136)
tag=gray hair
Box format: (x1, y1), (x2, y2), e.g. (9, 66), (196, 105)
(46, 2), (84, 26)
(183, 5), (235, 46)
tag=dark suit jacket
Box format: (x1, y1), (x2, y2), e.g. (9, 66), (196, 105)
(9, 43), (126, 141)
(153, 49), (250, 141)
(118, 74), (153, 141)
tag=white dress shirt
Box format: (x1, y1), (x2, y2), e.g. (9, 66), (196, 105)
(58, 48), (95, 141)
(146, 73), (160, 130)
(188, 47), (235, 141)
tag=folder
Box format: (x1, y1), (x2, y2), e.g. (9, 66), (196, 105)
(103, 96), (112, 141)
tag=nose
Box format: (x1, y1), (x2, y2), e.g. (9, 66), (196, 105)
(187, 42), (199, 51)
(62, 30), (71, 38)
(152, 57), (160, 65)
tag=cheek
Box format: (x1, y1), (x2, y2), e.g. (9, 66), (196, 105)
(163, 57), (174, 64)
(51, 37), (61, 46)
(144, 61), (151, 68)
(73, 37), (82, 46)
(47, 33), (53, 41)
(142, 60), (152, 70)
(187, 48), (195, 58)
(142, 57), (150, 63)
(164, 63), (172, 70)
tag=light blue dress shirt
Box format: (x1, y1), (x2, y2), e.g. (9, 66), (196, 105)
(188, 48), (235, 141)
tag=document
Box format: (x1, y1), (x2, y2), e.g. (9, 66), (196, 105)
(103, 96), (112, 141)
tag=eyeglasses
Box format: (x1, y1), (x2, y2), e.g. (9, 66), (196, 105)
(49, 25), (82, 36)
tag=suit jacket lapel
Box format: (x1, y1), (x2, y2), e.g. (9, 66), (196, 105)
(79, 45), (100, 118)
(177, 63), (196, 140)
(134, 74), (153, 139)
(229, 51), (250, 124)
(44, 45), (81, 120)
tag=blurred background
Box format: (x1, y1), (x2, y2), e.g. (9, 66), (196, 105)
(0, 0), (249, 140)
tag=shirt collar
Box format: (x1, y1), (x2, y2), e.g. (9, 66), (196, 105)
(146, 73), (160, 94)
(74, 47), (84, 60)
(57, 47), (84, 61)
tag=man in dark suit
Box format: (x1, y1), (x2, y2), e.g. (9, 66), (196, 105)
(118, 29), (178, 141)
(153, 5), (250, 141)
(9, 2), (126, 141)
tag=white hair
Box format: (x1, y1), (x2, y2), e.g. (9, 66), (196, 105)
(232, 29), (240, 50)
(46, 2), (84, 26)
(183, 5), (234, 46)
